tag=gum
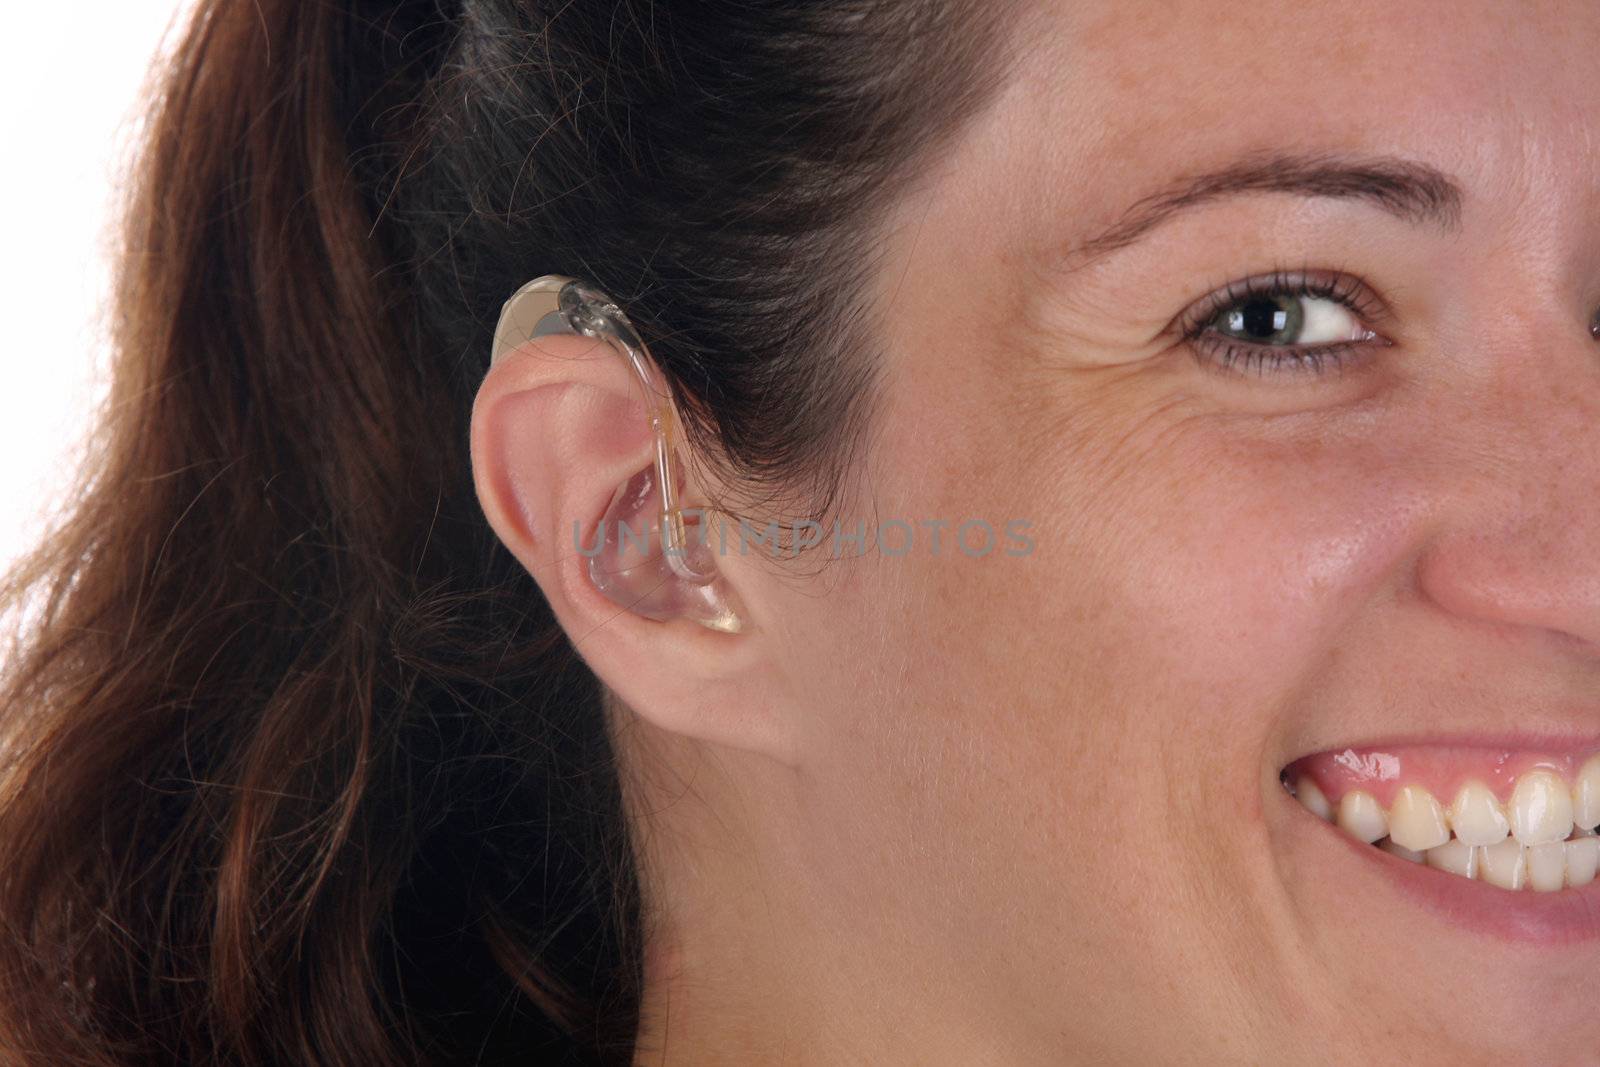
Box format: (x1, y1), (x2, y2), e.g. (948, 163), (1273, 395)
(1286, 744), (1600, 809)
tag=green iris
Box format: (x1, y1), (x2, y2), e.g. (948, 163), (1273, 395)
(1217, 295), (1304, 345)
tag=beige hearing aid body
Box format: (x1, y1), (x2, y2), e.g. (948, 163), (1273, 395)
(491, 275), (746, 633)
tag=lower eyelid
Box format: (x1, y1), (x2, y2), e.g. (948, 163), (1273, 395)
(1188, 336), (1382, 379)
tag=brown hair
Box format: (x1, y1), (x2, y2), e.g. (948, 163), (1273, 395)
(0, 2), (1016, 1063)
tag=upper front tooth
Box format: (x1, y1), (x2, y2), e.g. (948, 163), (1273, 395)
(1574, 755), (1600, 832)
(1387, 785), (1450, 851)
(1449, 780), (1510, 847)
(1509, 770), (1574, 846)
(1336, 789), (1388, 843)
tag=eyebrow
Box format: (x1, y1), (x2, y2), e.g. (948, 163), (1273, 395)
(1055, 151), (1465, 271)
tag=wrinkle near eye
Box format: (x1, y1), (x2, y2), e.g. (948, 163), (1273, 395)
(1018, 195), (1424, 371)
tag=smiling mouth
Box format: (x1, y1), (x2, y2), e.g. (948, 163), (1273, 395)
(1282, 745), (1600, 893)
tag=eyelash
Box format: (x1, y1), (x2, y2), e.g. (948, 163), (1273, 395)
(1177, 268), (1390, 379)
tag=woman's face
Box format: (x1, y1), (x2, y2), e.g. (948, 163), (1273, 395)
(722, 0), (1600, 1060)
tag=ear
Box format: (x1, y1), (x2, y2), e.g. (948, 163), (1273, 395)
(469, 332), (794, 762)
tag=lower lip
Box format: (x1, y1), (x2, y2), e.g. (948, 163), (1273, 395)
(1296, 795), (1600, 946)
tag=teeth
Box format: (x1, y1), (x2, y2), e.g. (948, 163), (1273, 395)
(1424, 838), (1478, 878)
(1509, 770), (1574, 846)
(1479, 838), (1528, 891)
(1380, 838), (1425, 863)
(1574, 755), (1600, 832)
(1527, 842), (1567, 893)
(1303, 761), (1600, 892)
(1387, 785), (1450, 851)
(1448, 780), (1510, 847)
(1336, 789), (1388, 843)
(1293, 775), (1333, 821)
(1566, 837), (1600, 887)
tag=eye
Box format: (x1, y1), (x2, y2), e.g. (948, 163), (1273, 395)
(1215, 292), (1359, 346)
(1179, 269), (1391, 379)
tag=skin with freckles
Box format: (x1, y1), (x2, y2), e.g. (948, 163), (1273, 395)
(471, 1), (1600, 1063)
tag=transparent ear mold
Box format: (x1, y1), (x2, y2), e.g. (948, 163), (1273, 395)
(491, 275), (746, 634)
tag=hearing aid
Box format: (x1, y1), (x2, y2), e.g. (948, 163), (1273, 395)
(491, 275), (747, 634)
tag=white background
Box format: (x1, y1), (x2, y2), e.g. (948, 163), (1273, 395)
(0, 3), (195, 573)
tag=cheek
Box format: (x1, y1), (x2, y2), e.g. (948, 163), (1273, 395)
(1089, 432), (1424, 704)
(758, 372), (1437, 966)
(977, 414), (1436, 847)
(846, 403), (1436, 858)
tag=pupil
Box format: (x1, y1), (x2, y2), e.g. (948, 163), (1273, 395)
(1241, 298), (1287, 339)
(1225, 295), (1300, 343)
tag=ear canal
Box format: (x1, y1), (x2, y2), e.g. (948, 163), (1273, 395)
(588, 462), (746, 633)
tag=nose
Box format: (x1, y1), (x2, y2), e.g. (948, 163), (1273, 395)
(1413, 324), (1600, 657)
